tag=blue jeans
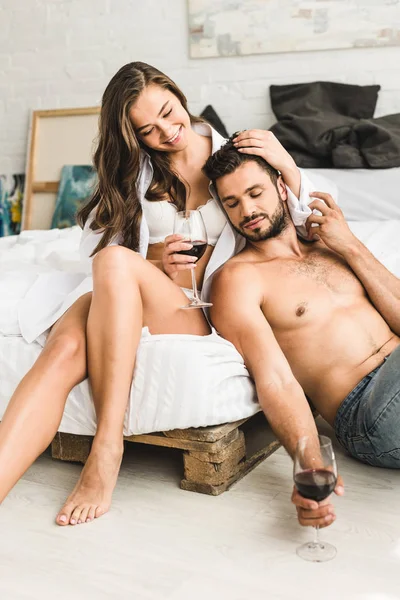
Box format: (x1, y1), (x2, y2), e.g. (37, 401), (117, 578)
(334, 344), (400, 469)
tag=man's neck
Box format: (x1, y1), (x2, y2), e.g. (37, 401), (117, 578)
(245, 222), (309, 261)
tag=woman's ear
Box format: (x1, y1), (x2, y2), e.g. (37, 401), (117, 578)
(277, 175), (288, 201)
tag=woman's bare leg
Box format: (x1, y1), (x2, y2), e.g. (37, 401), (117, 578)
(0, 294), (91, 504)
(56, 246), (209, 526)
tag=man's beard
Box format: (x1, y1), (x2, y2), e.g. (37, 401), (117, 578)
(231, 196), (289, 242)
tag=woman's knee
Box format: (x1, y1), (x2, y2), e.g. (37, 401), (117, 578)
(43, 330), (87, 372)
(92, 246), (143, 282)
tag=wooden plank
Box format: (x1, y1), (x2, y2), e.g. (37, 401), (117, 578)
(52, 428), (240, 458)
(51, 432), (92, 463)
(32, 181), (59, 193)
(183, 436), (246, 486)
(180, 414), (282, 495)
(186, 431), (246, 464)
(123, 428), (239, 454)
(180, 473), (242, 496)
(163, 417), (249, 443)
(184, 455), (243, 486)
(34, 106), (100, 119)
(23, 110), (39, 230)
(181, 438), (281, 496)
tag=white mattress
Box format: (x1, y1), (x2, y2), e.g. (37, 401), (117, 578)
(0, 328), (260, 436)
(1, 218), (399, 436)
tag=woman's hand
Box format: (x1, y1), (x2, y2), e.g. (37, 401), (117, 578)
(232, 130), (300, 196)
(162, 234), (197, 280)
(232, 129), (296, 175)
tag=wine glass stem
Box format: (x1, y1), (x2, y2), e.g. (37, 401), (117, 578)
(314, 525), (320, 545)
(191, 267), (200, 301)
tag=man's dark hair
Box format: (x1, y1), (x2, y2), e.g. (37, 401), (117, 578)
(202, 133), (280, 191)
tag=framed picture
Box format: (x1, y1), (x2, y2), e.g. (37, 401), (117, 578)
(23, 106), (100, 230)
(188, 0), (400, 58)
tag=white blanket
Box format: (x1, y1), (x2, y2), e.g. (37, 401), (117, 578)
(0, 227), (87, 335)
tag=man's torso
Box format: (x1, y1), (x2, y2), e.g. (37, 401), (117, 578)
(228, 240), (400, 425)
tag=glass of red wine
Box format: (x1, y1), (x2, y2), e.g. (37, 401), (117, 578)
(173, 210), (212, 309)
(294, 435), (337, 562)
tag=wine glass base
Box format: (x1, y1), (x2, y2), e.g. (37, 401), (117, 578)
(181, 301), (213, 309)
(296, 541), (336, 562)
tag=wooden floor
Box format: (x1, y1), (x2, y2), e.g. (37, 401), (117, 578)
(1, 418), (400, 600)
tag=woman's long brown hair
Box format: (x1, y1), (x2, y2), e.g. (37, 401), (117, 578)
(77, 61), (204, 255)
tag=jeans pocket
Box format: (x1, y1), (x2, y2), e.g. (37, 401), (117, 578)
(351, 434), (374, 457)
(367, 405), (400, 468)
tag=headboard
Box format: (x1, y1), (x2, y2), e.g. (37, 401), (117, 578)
(22, 106), (100, 230)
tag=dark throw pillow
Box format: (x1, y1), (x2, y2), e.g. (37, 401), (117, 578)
(200, 105), (229, 138)
(270, 81), (381, 121)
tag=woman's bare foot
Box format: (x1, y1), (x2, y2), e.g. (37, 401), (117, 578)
(55, 440), (124, 526)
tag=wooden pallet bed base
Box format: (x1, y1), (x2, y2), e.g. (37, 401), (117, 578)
(51, 412), (281, 496)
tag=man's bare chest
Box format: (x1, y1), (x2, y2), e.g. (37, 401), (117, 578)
(259, 248), (367, 328)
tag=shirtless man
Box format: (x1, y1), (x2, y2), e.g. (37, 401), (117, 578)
(203, 137), (400, 529)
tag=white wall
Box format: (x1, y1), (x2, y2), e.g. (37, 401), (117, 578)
(1, 0), (399, 174)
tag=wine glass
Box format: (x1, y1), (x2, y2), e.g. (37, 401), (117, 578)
(173, 210), (212, 310)
(293, 435), (337, 562)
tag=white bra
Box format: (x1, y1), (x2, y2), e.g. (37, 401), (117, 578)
(142, 197), (227, 246)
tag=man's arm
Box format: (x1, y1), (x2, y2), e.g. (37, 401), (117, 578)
(344, 241), (400, 335)
(211, 263), (344, 527)
(210, 264), (318, 459)
(307, 192), (400, 336)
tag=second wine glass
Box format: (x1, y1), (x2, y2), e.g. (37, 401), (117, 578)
(173, 210), (212, 310)
(293, 435), (338, 562)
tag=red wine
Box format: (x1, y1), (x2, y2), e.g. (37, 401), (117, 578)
(177, 240), (207, 260)
(295, 469), (337, 502)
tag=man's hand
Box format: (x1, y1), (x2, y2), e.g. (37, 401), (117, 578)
(306, 192), (358, 254)
(292, 474), (345, 528)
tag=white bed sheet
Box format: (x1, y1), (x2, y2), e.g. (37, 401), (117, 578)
(0, 219), (399, 436)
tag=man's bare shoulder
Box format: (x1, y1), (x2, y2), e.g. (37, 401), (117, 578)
(214, 253), (259, 284)
(211, 253), (264, 306)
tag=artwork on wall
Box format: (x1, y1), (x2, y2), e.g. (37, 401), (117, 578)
(188, 0), (400, 58)
(51, 165), (97, 229)
(0, 174), (25, 237)
(23, 106), (100, 231)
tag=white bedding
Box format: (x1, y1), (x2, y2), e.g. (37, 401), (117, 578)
(0, 220), (399, 436)
(304, 167), (400, 222)
(0, 227), (259, 435)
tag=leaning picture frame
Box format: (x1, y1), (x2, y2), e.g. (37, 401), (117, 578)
(22, 106), (100, 230)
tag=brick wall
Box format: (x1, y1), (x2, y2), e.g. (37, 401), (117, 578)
(1, 0), (399, 174)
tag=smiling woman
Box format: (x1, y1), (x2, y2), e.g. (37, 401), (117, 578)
(0, 61), (319, 529)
